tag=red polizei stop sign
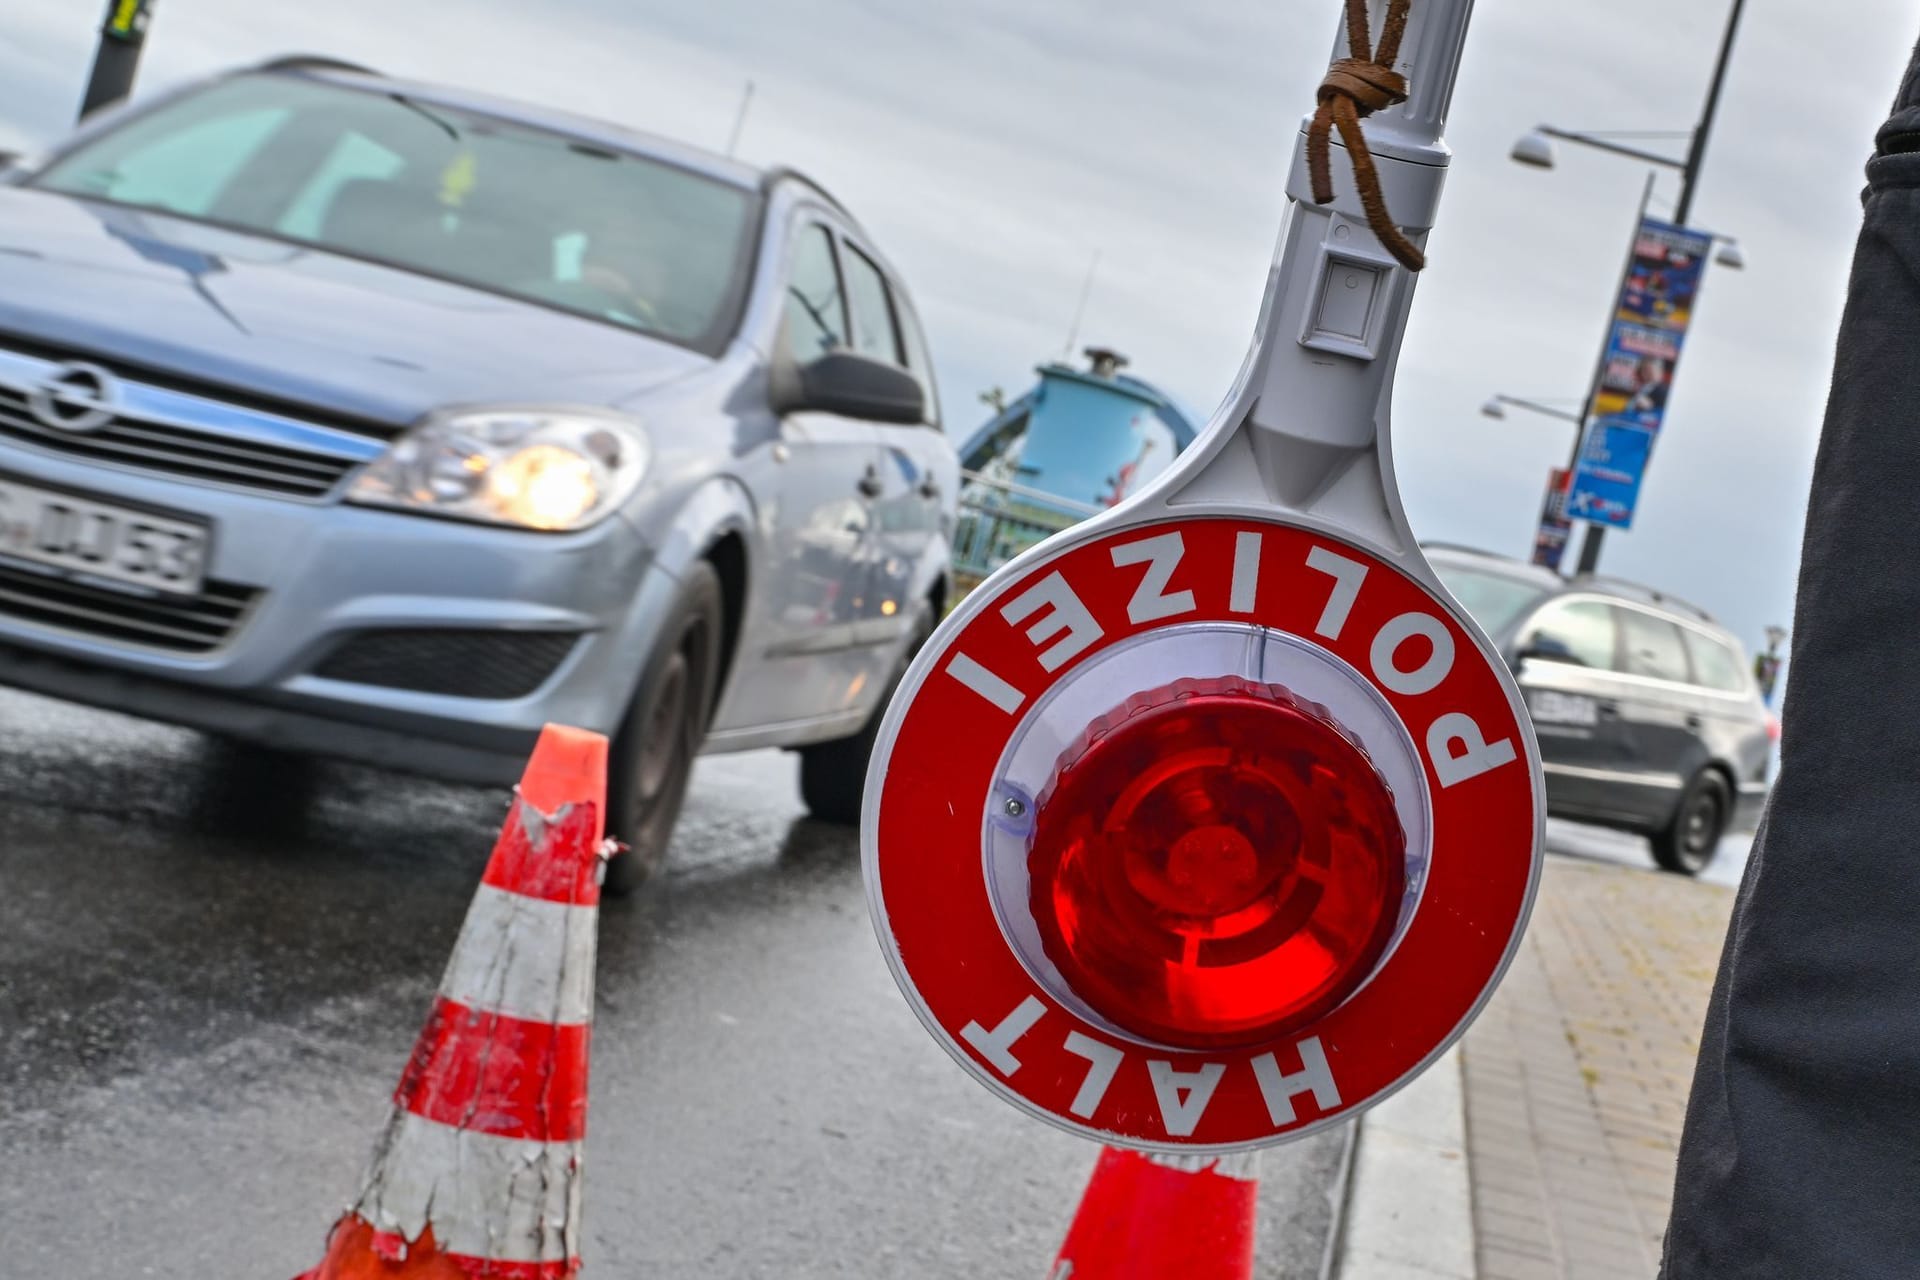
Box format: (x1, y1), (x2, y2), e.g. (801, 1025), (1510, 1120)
(863, 515), (1541, 1152)
(864, 0), (1541, 1155)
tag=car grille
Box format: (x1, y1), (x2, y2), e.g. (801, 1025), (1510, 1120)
(0, 385), (362, 499)
(0, 562), (258, 654)
(313, 629), (582, 699)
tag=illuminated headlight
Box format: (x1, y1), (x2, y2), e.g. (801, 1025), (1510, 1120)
(347, 409), (650, 532)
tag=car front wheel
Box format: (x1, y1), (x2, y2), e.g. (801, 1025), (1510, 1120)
(603, 562), (722, 896)
(1651, 768), (1730, 876)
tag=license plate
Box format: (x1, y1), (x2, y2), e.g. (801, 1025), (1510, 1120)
(0, 477), (209, 597)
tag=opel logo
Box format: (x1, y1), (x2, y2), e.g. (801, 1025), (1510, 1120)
(26, 362), (118, 434)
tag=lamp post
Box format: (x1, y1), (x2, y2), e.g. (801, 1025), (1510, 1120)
(1755, 624), (1787, 707)
(1511, 0), (1748, 574)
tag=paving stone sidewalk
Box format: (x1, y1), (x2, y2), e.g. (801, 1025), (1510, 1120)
(1460, 855), (1736, 1279)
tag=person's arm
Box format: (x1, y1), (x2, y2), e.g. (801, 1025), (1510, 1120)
(1663, 38), (1920, 1277)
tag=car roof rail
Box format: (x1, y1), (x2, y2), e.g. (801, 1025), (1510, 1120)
(761, 166), (850, 216)
(255, 54), (382, 77)
(1571, 572), (1718, 625)
(1419, 540), (1513, 560)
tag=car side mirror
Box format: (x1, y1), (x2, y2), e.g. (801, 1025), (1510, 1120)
(1516, 636), (1580, 666)
(774, 350), (925, 425)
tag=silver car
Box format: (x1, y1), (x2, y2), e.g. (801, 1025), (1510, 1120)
(0, 58), (957, 889)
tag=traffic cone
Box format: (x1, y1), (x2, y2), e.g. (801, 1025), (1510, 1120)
(1046, 1146), (1261, 1279)
(298, 724), (610, 1280)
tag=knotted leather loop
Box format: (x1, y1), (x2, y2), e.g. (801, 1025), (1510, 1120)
(1305, 0), (1427, 271)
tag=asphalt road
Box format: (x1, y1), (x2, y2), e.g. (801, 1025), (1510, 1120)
(0, 688), (1349, 1279)
(1545, 815), (1754, 889)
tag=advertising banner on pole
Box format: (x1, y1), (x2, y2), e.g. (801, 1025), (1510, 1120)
(1568, 218), (1714, 529)
(1530, 467), (1572, 570)
(1569, 422), (1655, 526)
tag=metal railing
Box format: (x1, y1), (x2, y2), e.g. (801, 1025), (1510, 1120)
(950, 470), (1102, 596)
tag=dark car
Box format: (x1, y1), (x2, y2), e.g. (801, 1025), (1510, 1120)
(1428, 544), (1773, 875)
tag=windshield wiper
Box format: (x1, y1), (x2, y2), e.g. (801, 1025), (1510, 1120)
(389, 93), (461, 141)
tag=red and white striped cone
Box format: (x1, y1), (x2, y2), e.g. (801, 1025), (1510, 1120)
(298, 724), (610, 1280)
(1045, 1146), (1262, 1280)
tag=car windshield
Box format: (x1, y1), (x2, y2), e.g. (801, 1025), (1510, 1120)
(1431, 561), (1553, 635)
(32, 73), (760, 354)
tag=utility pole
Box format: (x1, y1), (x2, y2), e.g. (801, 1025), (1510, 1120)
(78, 0), (156, 121)
(1575, 0), (1745, 575)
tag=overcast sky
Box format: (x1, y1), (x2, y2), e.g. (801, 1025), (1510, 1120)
(3, 0), (1913, 660)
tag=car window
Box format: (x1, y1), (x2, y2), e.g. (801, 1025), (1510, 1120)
(35, 74), (761, 355)
(894, 294), (941, 427)
(1521, 600), (1618, 669)
(841, 242), (903, 365)
(58, 101), (290, 217)
(1619, 609), (1692, 683)
(782, 224), (847, 363)
(1681, 628), (1747, 692)
(1431, 562), (1553, 635)
(276, 132), (404, 239)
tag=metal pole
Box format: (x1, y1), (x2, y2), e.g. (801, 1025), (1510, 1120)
(1673, 0), (1745, 226)
(1497, 396), (1582, 424)
(1577, 0), (1744, 574)
(78, 0), (155, 121)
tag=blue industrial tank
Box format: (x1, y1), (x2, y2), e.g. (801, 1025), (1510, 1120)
(952, 348), (1201, 592)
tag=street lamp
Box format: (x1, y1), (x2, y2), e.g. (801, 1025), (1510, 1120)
(1508, 126), (1697, 179)
(1512, 0), (1748, 575)
(1481, 394), (1583, 426)
(1508, 129), (1555, 169)
(1756, 624), (1788, 709)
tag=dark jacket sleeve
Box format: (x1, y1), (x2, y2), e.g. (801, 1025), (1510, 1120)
(1662, 38), (1920, 1278)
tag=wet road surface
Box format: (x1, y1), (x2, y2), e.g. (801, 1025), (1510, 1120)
(0, 688), (1348, 1278)
(1545, 816), (1753, 889)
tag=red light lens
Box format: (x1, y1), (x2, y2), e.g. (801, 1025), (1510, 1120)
(1025, 677), (1406, 1048)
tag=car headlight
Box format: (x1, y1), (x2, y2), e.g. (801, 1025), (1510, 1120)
(347, 409), (650, 531)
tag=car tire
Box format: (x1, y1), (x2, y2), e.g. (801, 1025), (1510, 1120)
(1651, 768), (1731, 876)
(191, 735), (319, 837)
(798, 610), (932, 825)
(603, 562), (723, 897)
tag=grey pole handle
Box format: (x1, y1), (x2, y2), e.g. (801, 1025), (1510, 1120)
(1147, 0), (1477, 562)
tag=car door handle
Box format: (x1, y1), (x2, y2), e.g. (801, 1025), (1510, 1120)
(857, 467), (884, 498)
(1597, 700), (1621, 717)
(1685, 713), (1704, 729)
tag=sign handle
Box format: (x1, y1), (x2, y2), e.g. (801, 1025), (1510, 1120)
(1140, 0), (1477, 559)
